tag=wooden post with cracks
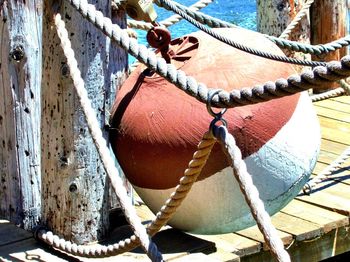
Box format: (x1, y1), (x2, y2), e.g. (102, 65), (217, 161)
(0, 0), (42, 230)
(41, 0), (129, 243)
(310, 0), (347, 92)
(256, 0), (311, 66)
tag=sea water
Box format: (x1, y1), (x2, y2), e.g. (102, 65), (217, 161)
(128, 0), (257, 64)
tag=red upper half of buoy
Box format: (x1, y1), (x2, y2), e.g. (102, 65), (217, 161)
(110, 28), (299, 189)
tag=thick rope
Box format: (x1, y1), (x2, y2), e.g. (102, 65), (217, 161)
(155, 0), (350, 56)
(157, 0), (236, 29)
(267, 35), (350, 56)
(303, 146), (350, 194)
(111, 0), (126, 12)
(279, 0), (314, 39)
(340, 78), (350, 95)
(213, 125), (291, 262)
(46, 12), (164, 262)
(126, 28), (138, 39)
(36, 126), (216, 257)
(311, 78), (350, 102)
(156, 0), (325, 67)
(127, 0), (213, 30)
(311, 87), (346, 102)
(147, 131), (216, 235)
(68, 0), (350, 110)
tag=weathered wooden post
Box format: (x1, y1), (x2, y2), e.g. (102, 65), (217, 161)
(257, 0), (312, 67)
(310, 0), (347, 62)
(0, 0), (42, 230)
(257, 0), (310, 42)
(41, 0), (128, 244)
(310, 1), (347, 92)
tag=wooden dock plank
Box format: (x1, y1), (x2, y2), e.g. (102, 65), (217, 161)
(318, 117), (350, 145)
(312, 161), (329, 175)
(330, 96), (350, 104)
(280, 200), (349, 234)
(313, 99), (350, 113)
(320, 138), (349, 155)
(318, 150), (339, 164)
(235, 225), (293, 251)
(270, 212), (321, 241)
(0, 220), (32, 247)
(314, 105), (350, 124)
(172, 253), (220, 261)
(207, 248), (240, 262)
(318, 114), (350, 130)
(242, 226), (350, 262)
(0, 238), (70, 262)
(196, 232), (261, 257)
(320, 127), (350, 146)
(297, 179), (350, 216)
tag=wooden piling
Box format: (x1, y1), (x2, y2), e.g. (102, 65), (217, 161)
(310, 0), (347, 92)
(0, 0), (43, 230)
(310, 0), (347, 62)
(41, 1), (128, 244)
(256, 0), (311, 66)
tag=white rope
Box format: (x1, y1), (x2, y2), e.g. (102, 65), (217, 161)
(111, 0), (127, 12)
(311, 87), (346, 102)
(53, 12), (163, 262)
(213, 125), (291, 262)
(279, 0), (315, 39)
(303, 146), (350, 194)
(127, 0), (213, 30)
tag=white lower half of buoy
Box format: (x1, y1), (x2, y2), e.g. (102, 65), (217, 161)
(134, 92), (320, 234)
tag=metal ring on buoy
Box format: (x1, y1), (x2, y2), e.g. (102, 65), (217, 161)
(206, 89), (227, 118)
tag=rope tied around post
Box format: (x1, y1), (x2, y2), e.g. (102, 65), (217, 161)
(35, 1), (349, 261)
(47, 10), (164, 262)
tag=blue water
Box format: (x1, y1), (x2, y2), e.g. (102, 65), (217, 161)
(155, 0), (257, 37)
(129, 0), (257, 63)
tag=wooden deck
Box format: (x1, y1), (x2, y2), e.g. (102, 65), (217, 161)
(0, 95), (349, 262)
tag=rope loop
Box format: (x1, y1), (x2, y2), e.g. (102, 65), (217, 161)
(206, 90), (227, 118)
(207, 90), (228, 133)
(302, 182), (312, 195)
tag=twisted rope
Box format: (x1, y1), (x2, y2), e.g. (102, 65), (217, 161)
(339, 78), (350, 95)
(279, 0), (315, 39)
(303, 146), (350, 194)
(311, 87), (346, 102)
(111, 0), (126, 12)
(147, 131), (216, 235)
(156, 0), (350, 56)
(36, 128), (216, 257)
(157, 0), (325, 67)
(158, 0), (235, 29)
(311, 78), (350, 102)
(127, 0), (213, 30)
(68, 0), (350, 110)
(267, 35), (350, 56)
(126, 28), (138, 39)
(46, 12), (163, 262)
(213, 125), (291, 262)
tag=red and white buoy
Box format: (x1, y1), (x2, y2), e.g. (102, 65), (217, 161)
(110, 28), (320, 234)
